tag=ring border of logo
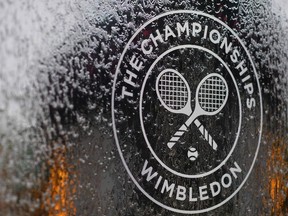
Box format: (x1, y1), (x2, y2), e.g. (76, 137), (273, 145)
(139, 45), (242, 178)
(111, 10), (263, 214)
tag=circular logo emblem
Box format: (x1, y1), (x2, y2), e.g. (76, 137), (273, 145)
(112, 10), (262, 214)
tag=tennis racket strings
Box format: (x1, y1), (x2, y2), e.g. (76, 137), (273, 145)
(198, 76), (228, 113)
(158, 71), (189, 111)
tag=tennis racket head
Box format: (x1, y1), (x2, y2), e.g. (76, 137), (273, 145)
(156, 69), (192, 115)
(196, 73), (229, 116)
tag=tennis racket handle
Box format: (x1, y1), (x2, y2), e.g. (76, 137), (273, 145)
(167, 124), (188, 149)
(194, 119), (218, 151)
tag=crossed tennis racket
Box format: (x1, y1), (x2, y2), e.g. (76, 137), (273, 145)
(156, 69), (229, 151)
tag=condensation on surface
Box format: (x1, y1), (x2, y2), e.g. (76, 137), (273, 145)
(0, 0), (287, 215)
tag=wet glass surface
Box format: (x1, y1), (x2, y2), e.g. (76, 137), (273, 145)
(0, 0), (287, 215)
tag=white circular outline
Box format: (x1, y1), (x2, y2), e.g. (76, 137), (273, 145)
(111, 10), (263, 214)
(139, 45), (242, 178)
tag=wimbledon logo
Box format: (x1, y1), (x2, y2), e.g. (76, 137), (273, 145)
(112, 10), (262, 214)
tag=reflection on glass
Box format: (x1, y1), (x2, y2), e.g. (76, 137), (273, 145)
(44, 146), (76, 216)
(265, 135), (288, 215)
